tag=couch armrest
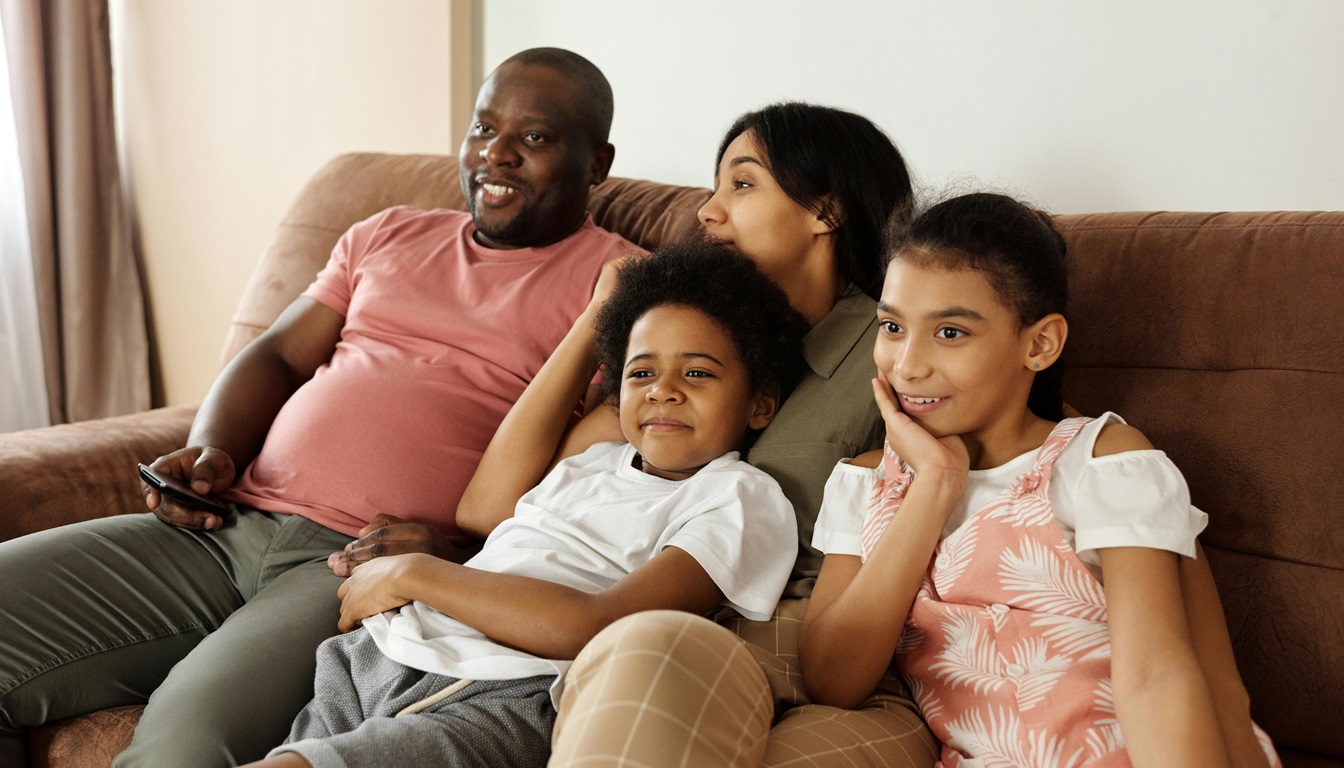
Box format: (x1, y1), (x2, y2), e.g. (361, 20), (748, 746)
(0, 405), (197, 542)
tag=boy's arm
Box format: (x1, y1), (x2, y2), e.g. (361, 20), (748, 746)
(335, 547), (723, 659)
(456, 261), (626, 539)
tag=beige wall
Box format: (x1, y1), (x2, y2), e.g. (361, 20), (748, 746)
(113, 0), (472, 405)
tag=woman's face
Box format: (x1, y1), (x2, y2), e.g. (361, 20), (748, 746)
(698, 131), (829, 286)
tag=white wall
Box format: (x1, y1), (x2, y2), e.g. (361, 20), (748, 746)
(482, 1), (1344, 213)
(113, 1), (462, 405)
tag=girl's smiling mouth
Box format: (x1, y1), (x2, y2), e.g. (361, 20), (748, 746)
(899, 393), (948, 414)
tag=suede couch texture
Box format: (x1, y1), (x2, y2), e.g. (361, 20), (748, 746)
(2, 152), (1340, 767)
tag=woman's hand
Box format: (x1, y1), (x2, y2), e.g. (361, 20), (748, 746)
(872, 376), (969, 478)
(336, 552), (442, 632)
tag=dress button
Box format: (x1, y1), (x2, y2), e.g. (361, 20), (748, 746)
(989, 603), (1011, 615)
(1005, 663), (1027, 678)
(934, 554), (951, 568)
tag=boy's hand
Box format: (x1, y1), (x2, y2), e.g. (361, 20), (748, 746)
(872, 377), (969, 478)
(336, 553), (436, 632)
(327, 514), (468, 577)
(588, 254), (635, 310)
(141, 446), (235, 531)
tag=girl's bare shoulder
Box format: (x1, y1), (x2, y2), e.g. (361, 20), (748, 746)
(849, 449), (884, 469)
(1092, 422), (1154, 458)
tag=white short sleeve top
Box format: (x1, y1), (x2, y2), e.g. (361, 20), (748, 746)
(812, 413), (1208, 581)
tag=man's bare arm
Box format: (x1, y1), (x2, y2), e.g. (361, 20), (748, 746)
(144, 297), (344, 530)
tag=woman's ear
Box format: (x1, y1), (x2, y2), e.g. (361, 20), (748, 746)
(812, 196), (843, 235)
(747, 387), (781, 430)
(1023, 313), (1068, 371)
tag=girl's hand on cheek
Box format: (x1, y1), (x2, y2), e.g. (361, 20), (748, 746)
(872, 377), (969, 479)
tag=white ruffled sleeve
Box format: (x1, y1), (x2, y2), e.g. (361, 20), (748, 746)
(810, 459), (880, 556)
(1071, 449), (1208, 560)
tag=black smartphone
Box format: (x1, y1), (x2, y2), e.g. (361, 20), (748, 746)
(137, 463), (232, 516)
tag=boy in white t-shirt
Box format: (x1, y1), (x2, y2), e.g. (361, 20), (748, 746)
(247, 242), (809, 768)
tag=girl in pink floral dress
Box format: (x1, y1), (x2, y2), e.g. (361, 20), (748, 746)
(799, 193), (1279, 768)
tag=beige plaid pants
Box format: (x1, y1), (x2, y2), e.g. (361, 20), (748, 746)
(550, 600), (938, 767)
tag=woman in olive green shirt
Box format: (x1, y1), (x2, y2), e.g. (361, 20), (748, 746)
(548, 102), (939, 768)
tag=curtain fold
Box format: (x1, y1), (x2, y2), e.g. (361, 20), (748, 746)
(1, 0), (149, 424)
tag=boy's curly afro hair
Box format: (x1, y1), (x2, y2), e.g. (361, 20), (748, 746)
(594, 239), (809, 406)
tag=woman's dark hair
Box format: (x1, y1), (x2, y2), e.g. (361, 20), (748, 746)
(886, 193), (1069, 420)
(594, 240), (809, 409)
(716, 102), (913, 299)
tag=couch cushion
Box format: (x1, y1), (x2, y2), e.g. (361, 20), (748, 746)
(28, 705), (140, 768)
(1056, 211), (1344, 760)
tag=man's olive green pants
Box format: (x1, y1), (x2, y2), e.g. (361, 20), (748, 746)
(0, 509), (352, 767)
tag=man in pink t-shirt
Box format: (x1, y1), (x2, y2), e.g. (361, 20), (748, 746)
(0, 48), (639, 767)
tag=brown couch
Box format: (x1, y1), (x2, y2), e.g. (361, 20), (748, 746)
(2, 153), (1340, 767)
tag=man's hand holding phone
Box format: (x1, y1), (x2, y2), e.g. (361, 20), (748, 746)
(140, 446), (236, 531)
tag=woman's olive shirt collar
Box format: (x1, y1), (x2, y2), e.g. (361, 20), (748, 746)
(802, 285), (877, 379)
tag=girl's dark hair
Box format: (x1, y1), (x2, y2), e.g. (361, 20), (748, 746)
(716, 102), (913, 299)
(887, 193), (1069, 420)
(594, 240), (809, 410)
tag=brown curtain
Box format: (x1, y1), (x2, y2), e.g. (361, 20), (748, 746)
(1, 0), (148, 424)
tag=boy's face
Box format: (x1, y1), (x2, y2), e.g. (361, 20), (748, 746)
(618, 304), (777, 481)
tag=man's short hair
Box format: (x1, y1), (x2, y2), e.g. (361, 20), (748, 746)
(500, 47), (613, 146)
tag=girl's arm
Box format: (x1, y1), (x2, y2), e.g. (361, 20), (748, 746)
(334, 547), (722, 659)
(1182, 542), (1270, 768)
(799, 378), (968, 709)
(456, 260), (627, 539)
(1102, 545), (1231, 768)
(1095, 423), (1232, 768)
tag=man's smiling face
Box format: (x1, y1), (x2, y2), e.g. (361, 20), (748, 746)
(458, 62), (610, 250)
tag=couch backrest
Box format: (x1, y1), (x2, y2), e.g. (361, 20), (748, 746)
(231, 153), (1343, 761)
(1054, 210), (1344, 761)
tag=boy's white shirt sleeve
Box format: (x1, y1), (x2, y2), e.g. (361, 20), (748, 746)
(665, 469), (797, 621)
(811, 458), (880, 556)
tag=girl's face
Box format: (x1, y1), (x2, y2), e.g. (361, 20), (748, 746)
(618, 304), (776, 481)
(698, 131), (829, 286)
(873, 259), (1039, 443)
